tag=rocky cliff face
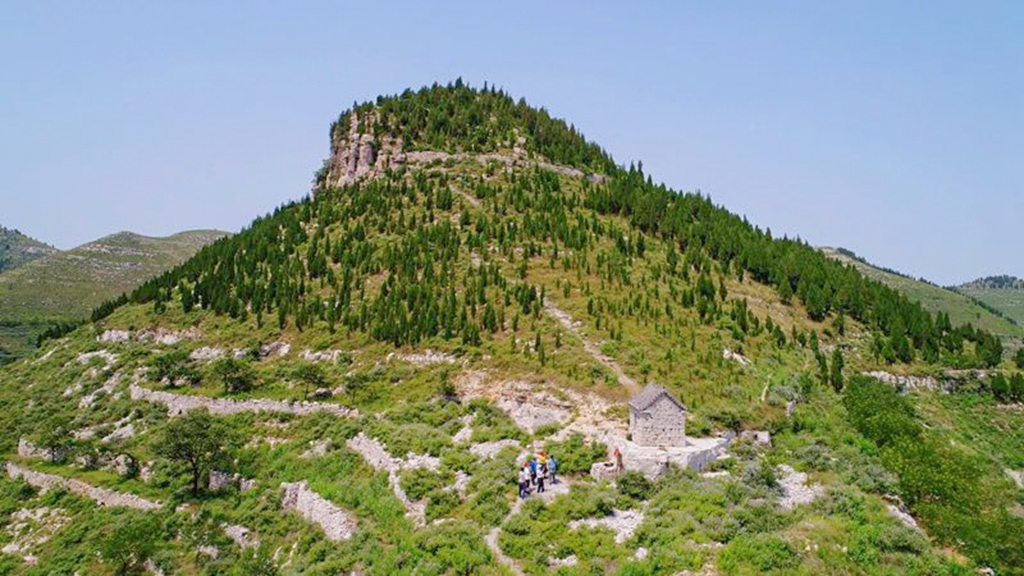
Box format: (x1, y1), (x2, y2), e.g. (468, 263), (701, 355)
(324, 112), (405, 188)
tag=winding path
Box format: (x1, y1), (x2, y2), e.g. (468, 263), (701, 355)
(543, 301), (640, 395)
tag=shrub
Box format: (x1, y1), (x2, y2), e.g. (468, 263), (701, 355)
(717, 534), (799, 575)
(544, 433), (607, 475)
(209, 357), (258, 394)
(400, 468), (453, 502)
(617, 471), (653, 501)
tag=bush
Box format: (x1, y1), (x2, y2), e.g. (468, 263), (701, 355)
(209, 357), (258, 394)
(544, 433), (607, 475)
(617, 471), (653, 501)
(717, 534), (799, 575)
(400, 468), (453, 502)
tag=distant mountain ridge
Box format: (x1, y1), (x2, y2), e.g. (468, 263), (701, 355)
(820, 247), (1023, 338)
(955, 275), (1024, 329)
(0, 229), (228, 363)
(0, 226), (58, 273)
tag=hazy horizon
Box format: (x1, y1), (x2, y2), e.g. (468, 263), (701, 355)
(2, 2), (1020, 285)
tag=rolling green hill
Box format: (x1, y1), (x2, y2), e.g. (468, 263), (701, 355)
(956, 276), (1024, 328)
(821, 247), (1023, 342)
(0, 84), (1020, 575)
(0, 226), (57, 273)
(0, 230), (228, 363)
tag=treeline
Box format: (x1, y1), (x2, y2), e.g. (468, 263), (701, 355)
(585, 164), (1004, 368)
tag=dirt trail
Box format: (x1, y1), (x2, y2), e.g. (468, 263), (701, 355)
(543, 301), (640, 395)
(485, 476), (571, 575)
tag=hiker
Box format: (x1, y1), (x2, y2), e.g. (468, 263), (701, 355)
(536, 462), (546, 493)
(538, 450), (548, 469)
(518, 464), (531, 498)
(548, 455), (558, 484)
(529, 457), (538, 486)
(613, 446), (623, 474)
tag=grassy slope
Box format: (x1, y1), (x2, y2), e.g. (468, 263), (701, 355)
(0, 230), (228, 362)
(0, 226), (57, 273)
(0, 157), (1002, 575)
(956, 285), (1024, 328)
(821, 247), (1023, 341)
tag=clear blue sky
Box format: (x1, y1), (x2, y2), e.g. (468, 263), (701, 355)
(2, 2), (1021, 285)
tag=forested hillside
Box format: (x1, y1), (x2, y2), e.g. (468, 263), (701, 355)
(1, 83), (1020, 575)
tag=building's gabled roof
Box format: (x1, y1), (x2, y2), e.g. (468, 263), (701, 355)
(629, 384), (686, 413)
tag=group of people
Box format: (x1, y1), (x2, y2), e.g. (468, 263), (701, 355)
(517, 450), (558, 498)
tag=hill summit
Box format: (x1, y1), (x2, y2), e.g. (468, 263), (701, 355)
(0, 82), (1021, 575)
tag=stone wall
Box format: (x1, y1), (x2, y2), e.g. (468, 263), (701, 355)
(630, 396), (686, 447)
(6, 463), (161, 510)
(280, 481), (355, 541)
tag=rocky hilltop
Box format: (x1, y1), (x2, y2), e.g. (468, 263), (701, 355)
(0, 83), (1020, 575)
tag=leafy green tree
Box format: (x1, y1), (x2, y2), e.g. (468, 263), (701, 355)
(209, 357), (257, 394)
(155, 409), (234, 495)
(101, 512), (160, 575)
(151, 349), (199, 387)
(292, 362), (326, 399)
(1014, 348), (1024, 369)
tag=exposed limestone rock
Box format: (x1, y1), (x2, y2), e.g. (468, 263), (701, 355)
(209, 470), (235, 492)
(17, 438), (54, 461)
(883, 495), (921, 530)
(863, 371), (944, 393)
(190, 347), (225, 361)
(6, 462), (161, 510)
(722, 348), (751, 367)
(98, 330), (131, 343)
(453, 424), (474, 444)
(301, 439), (332, 459)
(549, 554), (578, 568)
(470, 439), (521, 459)
(387, 349), (458, 367)
(299, 349), (344, 363)
(79, 370), (123, 409)
(739, 430), (771, 447)
(136, 327), (202, 345)
(569, 508), (645, 544)
(130, 384), (356, 418)
(76, 350), (118, 368)
(223, 524), (259, 549)
(777, 464), (823, 510)
(280, 481), (356, 541)
(1006, 469), (1024, 489)
(102, 421), (136, 444)
(260, 341), (291, 358)
(2, 507), (70, 565)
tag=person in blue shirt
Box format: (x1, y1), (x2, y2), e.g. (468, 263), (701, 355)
(548, 456), (558, 484)
(528, 457), (538, 486)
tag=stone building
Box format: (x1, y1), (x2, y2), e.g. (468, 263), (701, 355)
(628, 384), (687, 447)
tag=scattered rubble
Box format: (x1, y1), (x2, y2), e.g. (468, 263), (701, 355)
(568, 508), (645, 544)
(722, 348), (751, 367)
(260, 341), (291, 358)
(280, 481), (356, 541)
(223, 524), (259, 549)
(98, 328), (202, 345)
(301, 439), (332, 459)
(883, 495), (921, 530)
(387, 349), (458, 367)
(129, 384), (356, 418)
(470, 439), (521, 459)
(1, 506), (70, 565)
(1006, 469), (1024, 490)
(190, 347), (225, 361)
(300, 349), (344, 363)
(777, 464), (823, 510)
(6, 462), (161, 510)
